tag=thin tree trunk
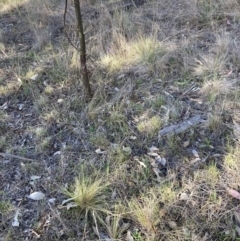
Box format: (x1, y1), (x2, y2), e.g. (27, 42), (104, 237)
(73, 0), (93, 100)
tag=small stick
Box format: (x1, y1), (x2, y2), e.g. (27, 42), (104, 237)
(0, 152), (36, 162)
(0, 49), (8, 57)
(179, 83), (198, 98)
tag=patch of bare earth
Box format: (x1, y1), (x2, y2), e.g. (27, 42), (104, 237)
(1, 0), (240, 240)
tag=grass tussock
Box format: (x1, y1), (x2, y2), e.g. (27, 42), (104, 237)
(128, 192), (159, 236)
(103, 204), (129, 239)
(0, 0), (27, 13)
(100, 35), (169, 74)
(64, 172), (110, 215)
(137, 115), (162, 136)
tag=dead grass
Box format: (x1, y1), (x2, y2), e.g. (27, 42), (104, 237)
(103, 203), (129, 239)
(100, 35), (169, 74)
(1, 0), (240, 240)
(128, 191), (159, 238)
(137, 115), (162, 136)
(0, 0), (28, 13)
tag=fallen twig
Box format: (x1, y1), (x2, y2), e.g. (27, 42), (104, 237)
(0, 152), (36, 162)
(178, 83), (198, 98)
(158, 115), (203, 138)
(0, 49), (8, 57)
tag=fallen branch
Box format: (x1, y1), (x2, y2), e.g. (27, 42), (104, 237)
(0, 152), (37, 162)
(158, 115), (203, 138)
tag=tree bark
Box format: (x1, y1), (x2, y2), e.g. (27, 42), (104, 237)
(73, 0), (93, 100)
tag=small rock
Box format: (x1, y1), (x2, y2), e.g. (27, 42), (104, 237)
(28, 191), (45, 201)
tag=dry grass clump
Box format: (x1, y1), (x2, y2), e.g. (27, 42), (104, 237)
(0, 0), (27, 13)
(137, 115), (162, 136)
(206, 113), (224, 132)
(223, 146), (240, 189)
(0, 81), (21, 98)
(64, 172), (110, 216)
(224, 146), (240, 170)
(103, 204), (129, 240)
(195, 163), (220, 187)
(100, 35), (170, 74)
(193, 34), (230, 84)
(201, 79), (235, 103)
(128, 192), (159, 238)
(158, 183), (177, 203)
